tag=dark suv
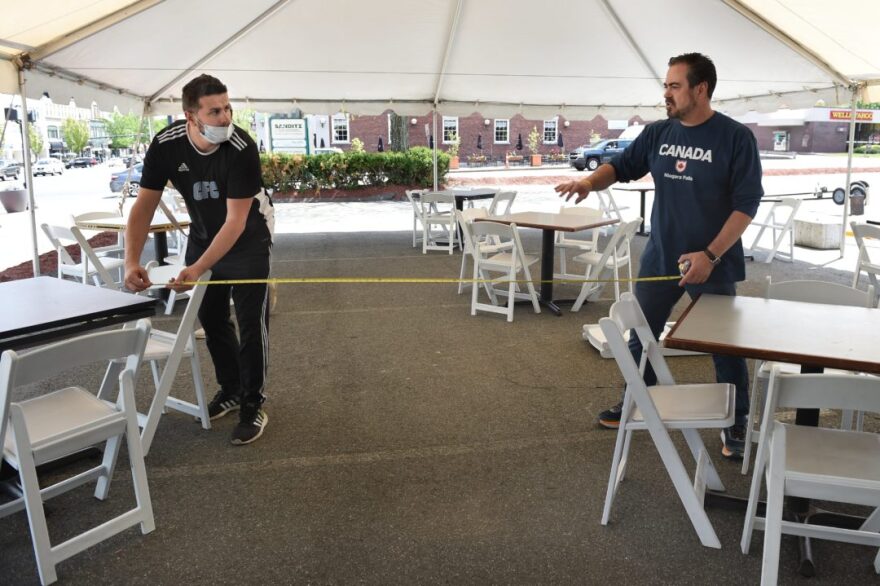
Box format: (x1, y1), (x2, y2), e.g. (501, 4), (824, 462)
(569, 139), (633, 171)
(68, 156), (97, 168)
(0, 159), (21, 180)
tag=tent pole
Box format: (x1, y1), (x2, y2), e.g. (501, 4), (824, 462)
(432, 109), (438, 191)
(17, 68), (39, 276)
(840, 86), (858, 259)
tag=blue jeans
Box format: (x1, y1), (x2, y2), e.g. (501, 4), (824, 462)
(626, 279), (749, 426)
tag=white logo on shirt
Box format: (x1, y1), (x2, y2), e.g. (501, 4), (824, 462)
(658, 144), (713, 163)
(178, 163), (189, 172)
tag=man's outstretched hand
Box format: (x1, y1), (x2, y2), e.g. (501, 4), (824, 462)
(555, 179), (593, 204)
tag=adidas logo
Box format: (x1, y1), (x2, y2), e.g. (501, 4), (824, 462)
(178, 162), (190, 172)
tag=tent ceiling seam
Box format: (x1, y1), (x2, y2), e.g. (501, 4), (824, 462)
(722, 0), (851, 87)
(28, 0), (165, 62)
(147, 0), (296, 103)
(599, 0), (663, 88)
(433, 0), (465, 107)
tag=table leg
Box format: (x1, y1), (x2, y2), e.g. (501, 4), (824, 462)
(153, 232), (171, 301)
(638, 190), (648, 236)
(539, 229), (562, 316)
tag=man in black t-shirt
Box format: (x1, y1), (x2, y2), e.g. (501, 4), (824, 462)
(556, 53), (763, 460)
(125, 74), (274, 446)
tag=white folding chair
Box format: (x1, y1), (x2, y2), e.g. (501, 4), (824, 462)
(421, 192), (458, 254)
(594, 188), (627, 223)
(469, 221), (540, 322)
(41, 223), (125, 289)
(741, 276), (875, 475)
(0, 321), (154, 585)
(98, 265), (213, 456)
(570, 218), (641, 311)
(741, 368), (880, 585)
(748, 198), (801, 263)
(851, 221), (880, 298)
(487, 190), (516, 216)
(554, 205), (604, 280)
(71, 210), (125, 259)
(404, 189), (429, 248)
(599, 293), (734, 549)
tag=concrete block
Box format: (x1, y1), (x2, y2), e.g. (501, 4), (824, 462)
(794, 215), (841, 249)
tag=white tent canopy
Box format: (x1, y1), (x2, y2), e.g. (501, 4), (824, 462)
(1, 0), (878, 272)
(1, 0), (877, 120)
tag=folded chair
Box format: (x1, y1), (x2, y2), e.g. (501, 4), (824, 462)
(741, 368), (880, 585)
(741, 276), (875, 475)
(600, 293), (734, 548)
(570, 218), (641, 311)
(0, 321), (154, 585)
(554, 205), (604, 281)
(469, 221), (540, 322)
(98, 265), (213, 456)
(748, 198), (801, 263)
(41, 223), (125, 289)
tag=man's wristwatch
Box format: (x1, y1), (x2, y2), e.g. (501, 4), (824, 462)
(703, 248), (721, 266)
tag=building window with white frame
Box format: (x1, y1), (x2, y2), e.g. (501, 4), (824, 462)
(47, 126), (59, 139)
(543, 119), (558, 144)
(494, 119), (509, 144)
(442, 116), (459, 143)
(332, 114), (349, 143)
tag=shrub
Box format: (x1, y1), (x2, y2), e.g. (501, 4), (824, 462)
(260, 147), (448, 192)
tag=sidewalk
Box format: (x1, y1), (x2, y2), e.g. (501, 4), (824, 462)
(2, 153), (878, 277)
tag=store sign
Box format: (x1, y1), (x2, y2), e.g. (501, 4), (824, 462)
(269, 118), (308, 153)
(829, 110), (875, 122)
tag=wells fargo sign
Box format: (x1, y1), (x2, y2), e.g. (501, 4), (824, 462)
(829, 110), (875, 121)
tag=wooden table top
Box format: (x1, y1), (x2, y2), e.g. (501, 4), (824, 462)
(664, 294), (880, 374)
(481, 211), (619, 232)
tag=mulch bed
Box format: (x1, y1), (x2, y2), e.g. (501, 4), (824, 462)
(0, 232), (119, 282)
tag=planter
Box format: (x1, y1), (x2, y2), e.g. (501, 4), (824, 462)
(448, 156), (460, 170)
(530, 154), (543, 167)
(0, 189), (28, 213)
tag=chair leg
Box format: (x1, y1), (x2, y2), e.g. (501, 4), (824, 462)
(458, 252), (468, 295)
(470, 262), (480, 316)
(191, 346), (211, 430)
(95, 431), (123, 500)
(121, 383), (156, 534)
(11, 411), (58, 585)
(680, 428), (724, 492)
(571, 266), (595, 312)
(97, 361), (125, 402)
(761, 434), (786, 586)
(506, 269), (516, 322)
(602, 398), (633, 525)
(742, 361), (764, 475)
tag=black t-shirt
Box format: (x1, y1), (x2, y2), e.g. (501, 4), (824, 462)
(609, 113), (763, 283)
(140, 120), (273, 258)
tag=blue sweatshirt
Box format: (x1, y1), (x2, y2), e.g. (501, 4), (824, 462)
(609, 113), (763, 282)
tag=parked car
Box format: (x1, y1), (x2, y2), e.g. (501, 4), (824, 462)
(310, 147), (344, 155)
(109, 163), (143, 196)
(68, 156), (98, 168)
(33, 158), (65, 176)
(569, 139), (633, 171)
(0, 159), (21, 181)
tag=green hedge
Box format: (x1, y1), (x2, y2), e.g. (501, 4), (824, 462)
(854, 144), (880, 154)
(260, 147), (449, 192)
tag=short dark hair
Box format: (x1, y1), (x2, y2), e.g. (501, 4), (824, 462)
(182, 74), (228, 112)
(668, 53), (717, 99)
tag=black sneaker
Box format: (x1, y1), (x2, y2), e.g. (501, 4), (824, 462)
(206, 390), (241, 421)
(721, 424), (746, 460)
(231, 405), (268, 445)
(598, 401), (624, 429)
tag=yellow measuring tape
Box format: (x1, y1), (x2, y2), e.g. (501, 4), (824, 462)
(176, 275), (681, 286)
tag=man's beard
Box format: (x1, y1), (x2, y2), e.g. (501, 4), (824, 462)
(666, 100), (691, 120)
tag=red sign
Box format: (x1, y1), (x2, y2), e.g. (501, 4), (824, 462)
(829, 110), (874, 121)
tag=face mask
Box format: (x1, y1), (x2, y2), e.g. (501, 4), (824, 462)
(194, 115), (233, 144)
